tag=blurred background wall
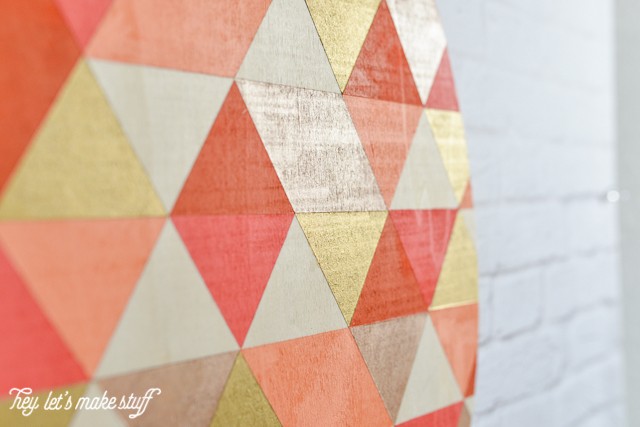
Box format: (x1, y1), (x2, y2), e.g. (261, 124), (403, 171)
(438, 1), (626, 426)
(617, 0), (640, 425)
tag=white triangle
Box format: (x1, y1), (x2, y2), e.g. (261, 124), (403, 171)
(387, 0), (446, 104)
(236, 0), (340, 93)
(89, 59), (232, 210)
(395, 315), (462, 424)
(69, 383), (127, 427)
(244, 217), (346, 347)
(238, 80), (385, 212)
(95, 221), (238, 378)
(391, 113), (457, 209)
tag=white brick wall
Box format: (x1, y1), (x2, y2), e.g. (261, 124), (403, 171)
(436, 1), (626, 425)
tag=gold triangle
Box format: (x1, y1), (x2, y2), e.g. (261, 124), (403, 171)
(0, 384), (86, 427)
(0, 60), (165, 219)
(430, 214), (478, 310)
(297, 211), (387, 323)
(426, 109), (471, 203)
(210, 354), (280, 427)
(306, 0), (381, 91)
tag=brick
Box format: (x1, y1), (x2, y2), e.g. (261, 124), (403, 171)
(492, 269), (542, 337)
(565, 307), (621, 370)
(474, 330), (564, 413)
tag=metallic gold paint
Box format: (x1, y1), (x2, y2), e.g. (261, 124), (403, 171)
(390, 209), (457, 307)
(350, 217), (428, 326)
(297, 211), (387, 323)
(426, 109), (471, 203)
(0, 384), (85, 427)
(211, 354), (281, 427)
(343, 0), (422, 105)
(1, 0), (478, 423)
(0, 61), (165, 219)
(237, 0), (340, 93)
(0, 0), (80, 193)
(430, 214), (479, 310)
(306, 0), (381, 92)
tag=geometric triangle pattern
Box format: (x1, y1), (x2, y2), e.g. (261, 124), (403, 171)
(54, 0), (113, 49)
(0, 248), (86, 395)
(172, 214), (293, 346)
(390, 209), (458, 307)
(210, 354), (281, 427)
(86, 0), (271, 76)
(351, 217), (427, 326)
(0, 218), (165, 376)
(386, 0), (447, 105)
(172, 83), (292, 215)
(94, 221), (239, 378)
(391, 112), (458, 209)
(351, 313), (427, 420)
(430, 305), (479, 397)
(395, 316), (463, 424)
(69, 383), (127, 427)
(98, 352), (237, 426)
(244, 217), (347, 348)
(0, 0), (477, 425)
(345, 95), (424, 207)
(0, 61), (165, 220)
(396, 402), (464, 427)
(90, 60), (233, 212)
(243, 329), (392, 426)
(237, 0), (341, 93)
(426, 109), (471, 203)
(297, 211), (388, 324)
(0, 0), (80, 194)
(430, 214), (479, 310)
(344, 0), (422, 105)
(306, 0), (381, 92)
(426, 50), (460, 111)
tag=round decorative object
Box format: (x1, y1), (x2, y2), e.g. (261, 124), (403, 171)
(0, 0), (478, 425)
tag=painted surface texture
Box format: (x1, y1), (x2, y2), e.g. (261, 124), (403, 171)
(0, 0), (478, 425)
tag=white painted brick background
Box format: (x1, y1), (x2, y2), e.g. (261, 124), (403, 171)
(436, 0), (626, 425)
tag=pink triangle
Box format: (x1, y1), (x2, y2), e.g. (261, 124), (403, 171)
(0, 248), (86, 394)
(172, 214), (293, 345)
(0, 218), (165, 375)
(425, 50), (459, 111)
(390, 210), (457, 306)
(397, 402), (464, 427)
(54, 0), (113, 48)
(344, 95), (423, 207)
(343, 0), (422, 105)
